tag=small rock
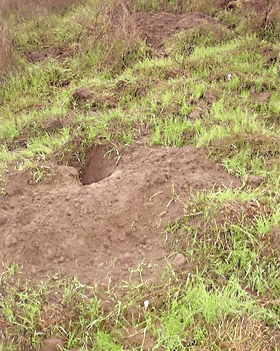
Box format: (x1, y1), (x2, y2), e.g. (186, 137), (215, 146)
(57, 256), (65, 263)
(41, 338), (64, 351)
(246, 174), (263, 188)
(172, 253), (186, 268)
(123, 252), (131, 259)
(5, 234), (17, 247)
(57, 166), (79, 179)
(0, 216), (7, 226)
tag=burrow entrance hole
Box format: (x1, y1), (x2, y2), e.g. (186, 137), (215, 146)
(80, 145), (119, 185)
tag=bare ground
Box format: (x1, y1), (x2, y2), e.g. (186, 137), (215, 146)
(0, 143), (241, 287)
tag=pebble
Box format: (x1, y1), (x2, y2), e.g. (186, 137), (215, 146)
(57, 256), (65, 263)
(5, 235), (17, 247)
(172, 253), (186, 268)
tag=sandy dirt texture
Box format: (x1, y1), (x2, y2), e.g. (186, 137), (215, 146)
(0, 144), (241, 287)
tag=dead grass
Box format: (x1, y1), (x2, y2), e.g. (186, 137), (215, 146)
(212, 315), (277, 351)
(125, 0), (228, 13)
(94, 0), (147, 73)
(0, 22), (15, 81)
(0, 0), (84, 18)
(0, 0), (85, 80)
(208, 133), (280, 161)
(0, 0), (147, 80)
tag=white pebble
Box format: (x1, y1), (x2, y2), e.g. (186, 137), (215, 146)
(144, 300), (149, 310)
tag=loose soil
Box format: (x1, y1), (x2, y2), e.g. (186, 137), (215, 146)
(2, 3), (274, 288)
(0, 144), (240, 287)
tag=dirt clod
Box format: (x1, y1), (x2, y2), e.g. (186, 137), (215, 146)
(172, 253), (187, 268)
(72, 86), (92, 101)
(246, 174), (263, 188)
(42, 117), (64, 133)
(40, 338), (64, 351)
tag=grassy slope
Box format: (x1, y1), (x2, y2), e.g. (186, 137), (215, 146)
(0, 0), (280, 350)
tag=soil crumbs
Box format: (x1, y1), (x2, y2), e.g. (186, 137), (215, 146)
(0, 144), (240, 288)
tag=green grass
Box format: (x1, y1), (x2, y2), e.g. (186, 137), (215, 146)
(0, 267), (278, 350)
(0, 0), (280, 349)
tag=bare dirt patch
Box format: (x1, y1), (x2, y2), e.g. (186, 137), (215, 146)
(0, 144), (240, 288)
(133, 11), (228, 52)
(25, 46), (76, 63)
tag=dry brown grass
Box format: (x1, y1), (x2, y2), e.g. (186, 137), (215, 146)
(0, 0), (85, 80)
(124, 0), (228, 13)
(0, 0), (84, 18)
(87, 0), (145, 73)
(0, 21), (15, 80)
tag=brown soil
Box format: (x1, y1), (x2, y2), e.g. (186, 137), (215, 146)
(133, 11), (227, 51)
(25, 46), (77, 63)
(0, 144), (240, 287)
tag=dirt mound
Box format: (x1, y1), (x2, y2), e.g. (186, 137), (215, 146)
(0, 144), (240, 287)
(134, 11), (226, 51)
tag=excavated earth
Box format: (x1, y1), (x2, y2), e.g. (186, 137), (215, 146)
(3, 2), (275, 287)
(0, 144), (240, 287)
